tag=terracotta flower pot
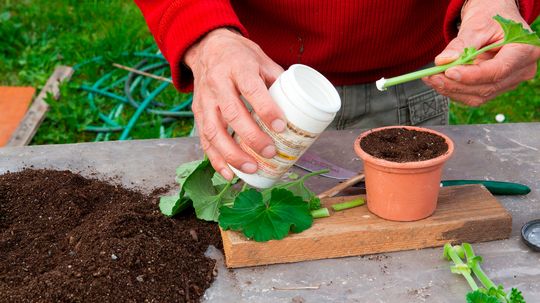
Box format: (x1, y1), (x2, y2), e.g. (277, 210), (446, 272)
(354, 126), (454, 221)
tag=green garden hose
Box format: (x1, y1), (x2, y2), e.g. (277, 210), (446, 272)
(74, 48), (194, 141)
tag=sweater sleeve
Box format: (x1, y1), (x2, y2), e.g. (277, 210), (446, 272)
(443, 0), (540, 43)
(133, 0), (248, 92)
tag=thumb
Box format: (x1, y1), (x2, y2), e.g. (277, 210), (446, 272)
(435, 31), (485, 66)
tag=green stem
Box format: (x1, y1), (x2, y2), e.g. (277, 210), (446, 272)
(222, 201), (234, 207)
(219, 181), (233, 196)
(271, 169), (330, 193)
(380, 41), (505, 90)
(444, 243), (479, 291)
(219, 181), (235, 208)
(463, 270), (480, 292)
(383, 63), (457, 89)
(241, 182), (248, 192)
(299, 169), (330, 181)
(332, 198), (365, 211)
(311, 208), (330, 218)
(462, 243), (496, 290)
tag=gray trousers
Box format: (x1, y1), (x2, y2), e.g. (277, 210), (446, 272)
(329, 78), (449, 130)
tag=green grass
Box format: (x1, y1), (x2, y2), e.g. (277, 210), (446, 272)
(0, 0), (193, 144)
(0, 0), (539, 145)
(449, 18), (540, 124)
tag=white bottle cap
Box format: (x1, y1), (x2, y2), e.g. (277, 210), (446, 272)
(279, 64), (341, 123)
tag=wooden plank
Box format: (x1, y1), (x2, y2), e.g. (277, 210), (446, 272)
(6, 66), (74, 146)
(221, 184), (512, 268)
(0, 86), (36, 146)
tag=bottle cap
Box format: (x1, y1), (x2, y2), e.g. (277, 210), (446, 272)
(521, 219), (540, 251)
(280, 64), (341, 121)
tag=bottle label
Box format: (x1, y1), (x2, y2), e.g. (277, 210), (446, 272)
(234, 113), (319, 180)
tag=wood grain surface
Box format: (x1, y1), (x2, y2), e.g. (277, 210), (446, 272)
(221, 184), (512, 268)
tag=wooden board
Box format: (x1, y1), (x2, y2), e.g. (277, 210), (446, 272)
(0, 86), (35, 146)
(220, 184), (512, 268)
(7, 66), (73, 147)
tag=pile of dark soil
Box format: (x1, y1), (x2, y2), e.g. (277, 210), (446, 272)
(360, 128), (448, 162)
(0, 169), (221, 302)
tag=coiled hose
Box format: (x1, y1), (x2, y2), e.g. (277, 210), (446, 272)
(74, 48), (194, 141)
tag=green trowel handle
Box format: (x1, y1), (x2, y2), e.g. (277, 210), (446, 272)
(441, 180), (531, 195)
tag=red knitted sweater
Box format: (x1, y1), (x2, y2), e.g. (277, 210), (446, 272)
(134, 0), (540, 92)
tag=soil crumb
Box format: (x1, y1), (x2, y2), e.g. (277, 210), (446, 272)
(360, 128), (448, 162)
(0, 169), (222, 303)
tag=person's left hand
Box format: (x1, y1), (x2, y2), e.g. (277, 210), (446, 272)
(423, 0), (540, 106)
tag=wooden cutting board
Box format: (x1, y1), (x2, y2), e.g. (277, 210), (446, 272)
(220, 184), (512, 268)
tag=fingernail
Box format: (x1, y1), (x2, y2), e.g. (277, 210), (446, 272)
(446, 69), (461, 81)
(271, 119), (286, 132)
(261, 145), (276, 158)
(241, 162), (258, 173)
(431, 76), (444, 89)
(220, 169), (233, 180)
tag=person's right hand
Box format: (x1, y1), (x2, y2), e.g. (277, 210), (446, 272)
(184, 28), (286, 181)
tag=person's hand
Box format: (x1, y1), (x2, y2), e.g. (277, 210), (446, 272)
(184, 28), (286, 180)
(424, 0), (540, 106)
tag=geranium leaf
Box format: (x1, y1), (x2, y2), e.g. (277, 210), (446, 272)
(466, 290), (500, 303)
(508, 288), (526, 303)
(175, 159), (204, 187)
(183, 159), (221, 221)
(159, 193), (191, 217)
(494, 15), (540, 46)
(219, 188), (313, 242)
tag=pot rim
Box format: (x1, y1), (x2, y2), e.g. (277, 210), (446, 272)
(354, 125), (455, 169)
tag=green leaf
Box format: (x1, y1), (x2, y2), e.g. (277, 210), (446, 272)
(508, 288), (526, 303)
(159, 158), (207, 218)
(183, 159), (223, 221)
(219, 188), (313, 242)
(211, 172), (239, 187)
(175, 159), (204, 187)
(159, 194), (191, 217)
(494, 15), (540, 47)
(466, 290), (501, 303)
(164, 157), (238, 220)
(268, 170), (327, 209)
(308, 196), (321, 211)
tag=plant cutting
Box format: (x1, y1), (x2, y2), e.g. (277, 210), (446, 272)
(159, 157), (333, 242)
(376, 15), (540, 91)
(354, 126), (454, 221)
(443, 243), (526, 303)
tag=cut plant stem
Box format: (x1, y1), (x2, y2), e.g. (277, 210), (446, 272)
(332, 198), (365, 211)
(443, 243), (479, 291)
(376, 42), (504, 91)
(461, 243), (502, 301)
(311, 207), (330, 218)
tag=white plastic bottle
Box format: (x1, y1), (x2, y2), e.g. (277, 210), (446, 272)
(230, 64), (341, 188)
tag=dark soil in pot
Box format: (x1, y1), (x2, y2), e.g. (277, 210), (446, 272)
(0, 169), (221, 303)
(360, 128), (448, 162)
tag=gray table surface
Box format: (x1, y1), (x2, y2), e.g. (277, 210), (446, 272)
(1, 123), (539, 302)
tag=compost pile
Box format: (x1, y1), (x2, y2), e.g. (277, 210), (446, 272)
(0, 169), (221, 302)
(360, 128), (448, 162)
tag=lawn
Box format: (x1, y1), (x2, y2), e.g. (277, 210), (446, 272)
(1, 0), (539, 145)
